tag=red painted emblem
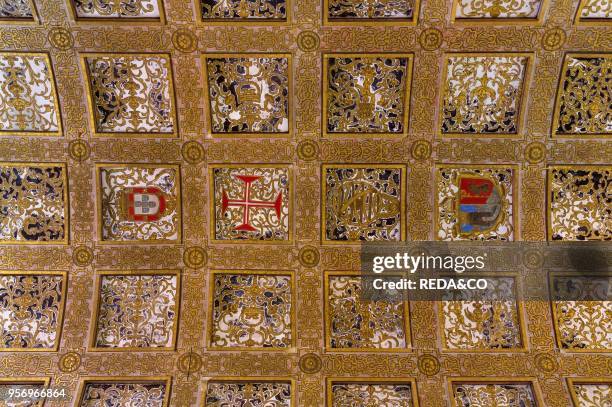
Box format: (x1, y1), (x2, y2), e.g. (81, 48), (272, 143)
(121, 187), (167, 222)
(222, 175), (282, 232)
(457, 176), (502, 234)
(459, 177), (494, 204)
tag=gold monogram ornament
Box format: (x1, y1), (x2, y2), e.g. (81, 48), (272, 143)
(417, 354), (440, 376)
(299, 353), (322, 374)
(69, 139), (91, 161)
(419, 28), (443, 51)
(524, 141), (545, 163)
(182, 140), (205, 164)
(297, 139), (319, 161)
(298, 245), (320, 267)
(172, 29), (198, 53)
(521, 247), (544, 270)
(183, 246), (207, 268)
(48, 27), (73, 50)
(178, 351), (203, 374)
(73, 245), (94, 267)
(534, 353), (559, 374)
(411, 139), (432, 160)
(297, 31), (320, 52)
(59, 351), (81, 373)
(542, 27), (566, 51)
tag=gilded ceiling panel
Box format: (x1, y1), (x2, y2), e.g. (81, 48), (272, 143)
(0, 0), (609, 405)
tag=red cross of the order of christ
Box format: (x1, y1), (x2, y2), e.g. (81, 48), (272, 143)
(222, 175), (283, 232)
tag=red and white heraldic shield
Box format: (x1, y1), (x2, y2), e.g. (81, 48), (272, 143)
(121, 187), (167, 222)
